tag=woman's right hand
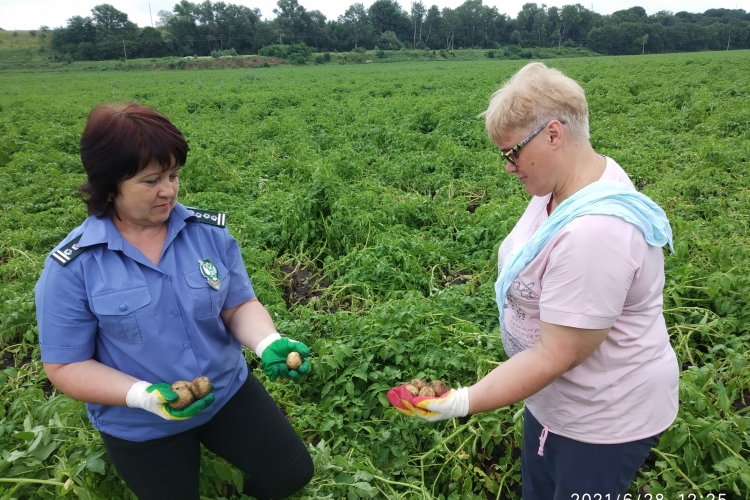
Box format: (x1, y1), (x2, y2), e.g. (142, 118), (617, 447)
(126, 381), (215, 420)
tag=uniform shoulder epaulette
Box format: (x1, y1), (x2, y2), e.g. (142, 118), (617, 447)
(185, 206), (227, 228)
(51, 234), (85, 266)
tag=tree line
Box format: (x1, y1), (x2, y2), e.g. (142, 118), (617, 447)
(48, 0), (750, 61)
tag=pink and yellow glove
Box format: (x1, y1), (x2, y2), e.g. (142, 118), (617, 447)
(387, 385), (470, 422)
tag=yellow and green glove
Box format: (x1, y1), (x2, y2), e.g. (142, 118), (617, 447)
(254, 333), (311, 383)
(387, 385), (470, 422)
(126, 381), (214, 420)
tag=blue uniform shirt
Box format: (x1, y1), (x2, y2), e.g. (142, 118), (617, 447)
(35, 203), (256, 441)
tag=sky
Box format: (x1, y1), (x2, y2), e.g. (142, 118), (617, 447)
(1, 0), (748, 30)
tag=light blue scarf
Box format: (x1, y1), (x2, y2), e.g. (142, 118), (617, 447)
(495, 181), (674, 329)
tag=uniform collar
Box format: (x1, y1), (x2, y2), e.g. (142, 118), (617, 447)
(171, 202), (195, 227)
(76, 202), (194, 250)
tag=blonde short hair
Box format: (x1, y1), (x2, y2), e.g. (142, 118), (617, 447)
(483, 62), (589, 147)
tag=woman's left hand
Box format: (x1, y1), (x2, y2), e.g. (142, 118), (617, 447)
(387, 385), (470, 422)
(257, 336), (312, 383)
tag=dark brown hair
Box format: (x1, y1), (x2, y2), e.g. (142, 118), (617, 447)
(79, 102), (188, 218)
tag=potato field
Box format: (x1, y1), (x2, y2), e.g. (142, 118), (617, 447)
(0, 51), (749, 499)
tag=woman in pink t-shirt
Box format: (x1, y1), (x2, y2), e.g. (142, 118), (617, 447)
(388, 62), (679, 498)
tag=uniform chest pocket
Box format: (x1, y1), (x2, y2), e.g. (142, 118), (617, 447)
(91, 287), (157, 343)
(184, 261), (229, 320)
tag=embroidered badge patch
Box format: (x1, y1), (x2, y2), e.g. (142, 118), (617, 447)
(185, 206), (227, 227)
(198, 258), (221, 290)
(51, 234), (85, 265)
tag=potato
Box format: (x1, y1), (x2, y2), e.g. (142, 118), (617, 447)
(410, 378), (427, 390)
(429, 380), (449, 397)
(286, 352), (302, 370)
(191, 376), (212, 399)
(169, 386), (195, 409)
(418, 386), (436, 397)
(171, 380), (192, 392)
(404, 384), (420, 397)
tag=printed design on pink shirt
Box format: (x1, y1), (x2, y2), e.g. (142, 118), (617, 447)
(506, 292), (526, 321)
(513, 280), (536, 299)
(502, 279), (540, 358)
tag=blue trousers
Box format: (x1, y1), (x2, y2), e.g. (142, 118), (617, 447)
(522, 407), (659, 500)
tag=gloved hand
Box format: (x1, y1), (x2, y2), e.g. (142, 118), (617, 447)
(387, 385), (470, 422)
(126, 381), (215, 420)
(254, 333), (311, 383)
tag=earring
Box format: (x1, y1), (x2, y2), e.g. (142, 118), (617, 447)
(107, 194), (114, 202)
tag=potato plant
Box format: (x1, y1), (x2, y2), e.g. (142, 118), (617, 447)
(0, 51), (749, 499)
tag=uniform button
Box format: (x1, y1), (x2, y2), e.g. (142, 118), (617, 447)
(172, 311), (179, 317)
(162, 274), (168, 280)
(183, 343), (190, 349)
(119, 304), (127, 311)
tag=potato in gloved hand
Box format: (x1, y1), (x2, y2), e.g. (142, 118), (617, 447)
(169, 377), (213, 409)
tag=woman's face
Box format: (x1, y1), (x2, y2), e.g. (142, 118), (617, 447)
(499, 126), (553, 198)
(113, 161), (180, 228)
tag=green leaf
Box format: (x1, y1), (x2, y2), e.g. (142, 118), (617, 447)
(30, 442), (58, 461)
(85, 458), (105, 475)
(334, 473), (354, 484)
(214, 460), (234, 481)
(351, 481), (378, 497)
(7, 450), (27, 462)
(231, 468), (244, 491)
(451, 465), (462, 481)
(321, 382), (333, 397)
(72, 487), (93, 500)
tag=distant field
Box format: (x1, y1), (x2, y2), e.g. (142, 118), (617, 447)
(0, 29), (49, 66)
(0, 51), (749, 499)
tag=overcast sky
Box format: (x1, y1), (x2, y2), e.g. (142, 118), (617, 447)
(1, 0), (747, 30)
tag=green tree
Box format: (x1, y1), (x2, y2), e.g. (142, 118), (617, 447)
(514, 2), (545, 45)
(163, 1), (201, 55)
(50, 15), (96, 59)
(212, 2), (261, 52)
(442, 7), (460, 49)
(338, 3), (371, 49)
(91, 4), (132, 31)
(421, 5), (445, 49)
(379, 30), (403, 49)
(410, 1), (426, 48)
(532, 8), (547, 45)
(368, 0), (410, 41)
(137, 26), (168, 57)
(560, 4), (582, 44)
(273, 0), (310, 44)
(90, 4), (138, 60)
(304, 10), (328, 50)
(454, 0), (483, 47)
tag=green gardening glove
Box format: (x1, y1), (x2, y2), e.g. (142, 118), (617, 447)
(255, 334), (312, 383)
(126, 381), (215, 420)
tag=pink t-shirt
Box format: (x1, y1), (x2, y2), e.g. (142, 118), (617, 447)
(497, 157), (679, 444)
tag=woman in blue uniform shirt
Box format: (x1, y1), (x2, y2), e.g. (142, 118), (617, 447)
(35, 103), (314, 499)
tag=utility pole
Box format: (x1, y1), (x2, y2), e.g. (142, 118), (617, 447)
(149, 3), (153, 27)
(123, 39), (127, 62)
(727, 34), (730, 50)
